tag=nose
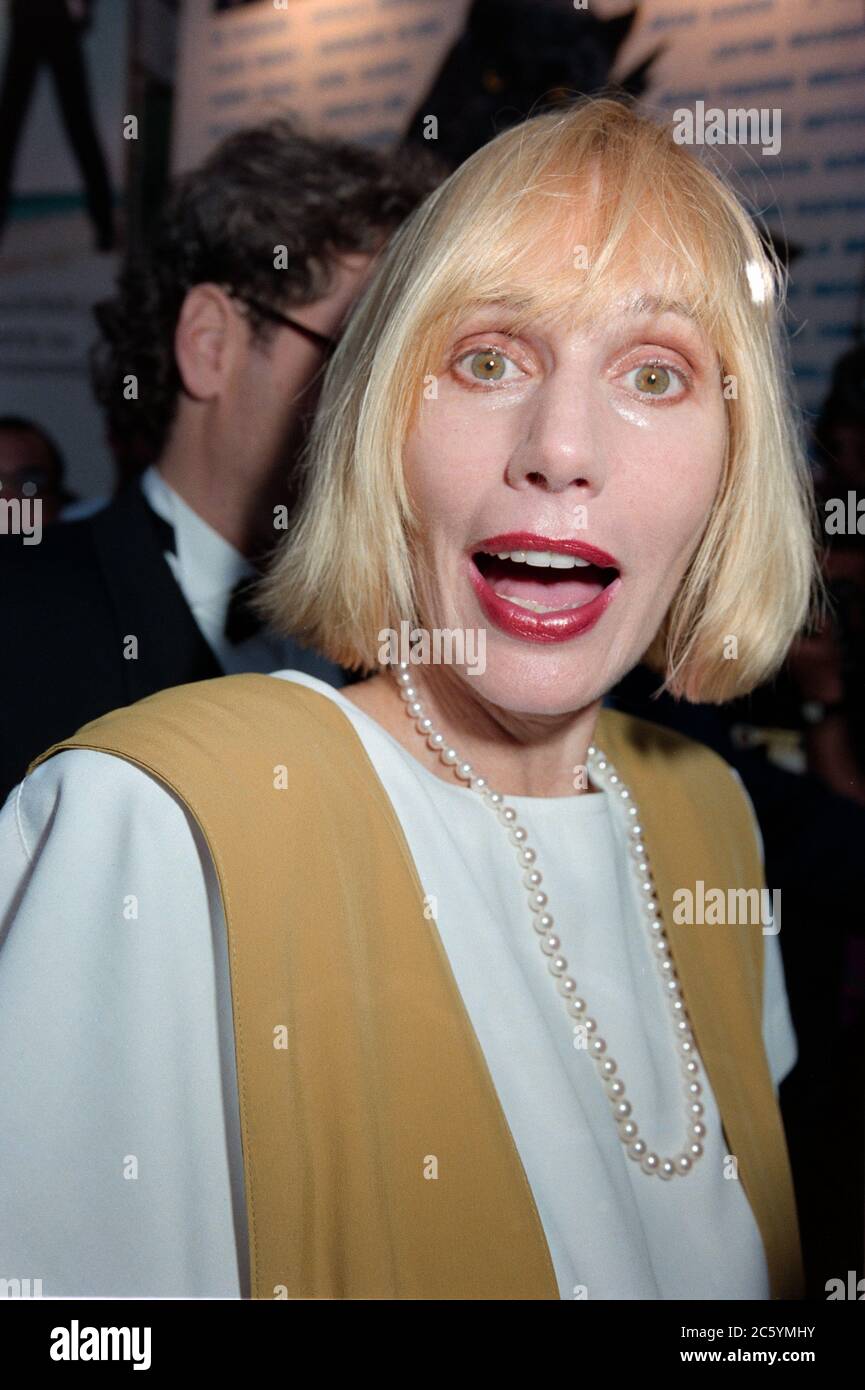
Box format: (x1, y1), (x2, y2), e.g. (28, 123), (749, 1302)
(505, 361), (607, 498)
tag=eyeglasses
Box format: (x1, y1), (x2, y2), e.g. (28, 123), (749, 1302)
(232, 293), (338, 356)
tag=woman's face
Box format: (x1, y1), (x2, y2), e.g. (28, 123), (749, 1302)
(403, 281), (728, 716)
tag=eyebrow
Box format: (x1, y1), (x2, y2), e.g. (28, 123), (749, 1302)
(617, 292), (699, 322)
(455, 291), (700, 327)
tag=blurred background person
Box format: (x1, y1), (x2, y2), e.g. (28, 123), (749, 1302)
(0, 117), (442, 804)
(804, 341), (865, 801)
(0, 415), (74, 526)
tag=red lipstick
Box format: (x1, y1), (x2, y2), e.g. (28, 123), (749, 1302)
(468, 531), (621, 644)
(474, 532), (620, 567)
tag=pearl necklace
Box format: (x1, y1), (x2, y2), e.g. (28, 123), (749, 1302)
(393, 662), (707, 1180)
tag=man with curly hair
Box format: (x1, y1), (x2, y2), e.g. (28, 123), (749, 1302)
(0, 119), (442, 805)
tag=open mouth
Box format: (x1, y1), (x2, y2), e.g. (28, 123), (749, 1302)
(467, 532), (622, 643)
(472, 546), (619, 613)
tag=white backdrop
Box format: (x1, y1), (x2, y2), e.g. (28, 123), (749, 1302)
(2, 0), (864, 498)
(175, 0), (865, 421)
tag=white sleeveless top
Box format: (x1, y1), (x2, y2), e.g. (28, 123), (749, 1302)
(0, 670), (797, 1299)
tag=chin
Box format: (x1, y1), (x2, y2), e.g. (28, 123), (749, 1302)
(459, 647), (615, 720)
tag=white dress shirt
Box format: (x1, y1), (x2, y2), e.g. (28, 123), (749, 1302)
(0, 671), (797, 1300)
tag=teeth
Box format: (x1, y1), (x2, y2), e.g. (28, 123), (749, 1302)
(491, 548), (590, 568)
(495, 593), (578, 614)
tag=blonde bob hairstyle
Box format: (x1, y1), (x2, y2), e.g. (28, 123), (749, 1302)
(258, 95), (821, 702)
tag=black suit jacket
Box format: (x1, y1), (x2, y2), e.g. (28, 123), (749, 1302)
(1, 481), (318, 804)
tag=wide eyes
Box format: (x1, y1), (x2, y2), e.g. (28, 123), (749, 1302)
(455, 347), (526, 384)
(451, 342), (691, 401)
(621, 362), (687, 399)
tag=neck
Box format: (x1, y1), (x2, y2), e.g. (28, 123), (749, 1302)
(156, 419), (294, 561)
(344, 667), (602, 798)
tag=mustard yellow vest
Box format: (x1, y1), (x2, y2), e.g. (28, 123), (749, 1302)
(30, 674), (804, 1300)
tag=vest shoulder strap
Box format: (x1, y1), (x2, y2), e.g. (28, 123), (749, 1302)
(596, 705), (802, 1298)
(31, 673), (561, 1299)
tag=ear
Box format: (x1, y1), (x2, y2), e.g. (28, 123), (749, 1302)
(174, 284), (244, 400)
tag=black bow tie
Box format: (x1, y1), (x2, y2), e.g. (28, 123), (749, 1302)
(224, 575), (266, 645)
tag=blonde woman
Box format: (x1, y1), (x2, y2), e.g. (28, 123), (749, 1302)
(0, 98), (818, 1300)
